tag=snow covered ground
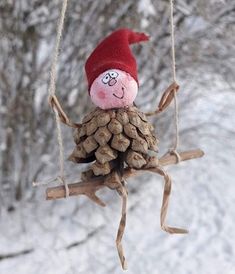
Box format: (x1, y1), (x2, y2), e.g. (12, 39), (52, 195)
(1, 74), (235, 274)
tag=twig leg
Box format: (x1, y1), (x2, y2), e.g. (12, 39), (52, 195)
(116, 180), (128, 270)
(155, 166), (188, 234)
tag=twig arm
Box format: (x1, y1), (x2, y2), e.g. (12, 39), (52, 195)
(49, 95), (80, 128)
(145, 82), (179, 116)
(46, 149), (204, 201)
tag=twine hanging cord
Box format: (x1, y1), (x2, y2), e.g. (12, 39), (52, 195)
(145, 0), (181, 164)
(48, 0), (70, 197)
(169, 0), (181, 163)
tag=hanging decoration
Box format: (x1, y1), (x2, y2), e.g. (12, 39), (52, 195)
(35, 0), (204, 270)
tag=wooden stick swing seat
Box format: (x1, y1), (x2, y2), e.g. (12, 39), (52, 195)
(46, 149), (204, 201)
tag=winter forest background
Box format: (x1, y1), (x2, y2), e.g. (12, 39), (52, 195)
(0, 0), (235, 273)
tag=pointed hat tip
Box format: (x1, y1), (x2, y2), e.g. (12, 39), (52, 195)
(126, 28), (150, 44)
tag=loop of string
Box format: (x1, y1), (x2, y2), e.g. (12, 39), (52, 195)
(48, 0), (69, 197)
(169, 0), (181, 163)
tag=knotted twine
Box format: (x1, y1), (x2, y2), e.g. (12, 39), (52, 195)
(169, 0), (181, 163)
(48, 0), (69, 197)
(157, 0), (188, 236)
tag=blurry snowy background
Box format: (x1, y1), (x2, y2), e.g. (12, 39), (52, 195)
(0, 0), (235, 273)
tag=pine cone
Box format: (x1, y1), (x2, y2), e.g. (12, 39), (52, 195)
(69, 106), (159, 176)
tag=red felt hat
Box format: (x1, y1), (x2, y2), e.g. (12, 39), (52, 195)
(85, 28), (149, 91)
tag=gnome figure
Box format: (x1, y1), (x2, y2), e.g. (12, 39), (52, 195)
(69, 29), (160, 180)
(49, 28), (182, 269)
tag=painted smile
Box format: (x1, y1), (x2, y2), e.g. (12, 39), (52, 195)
(113, 87), (125, 99)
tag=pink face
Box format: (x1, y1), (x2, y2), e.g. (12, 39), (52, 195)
(90, 69), (138, 109)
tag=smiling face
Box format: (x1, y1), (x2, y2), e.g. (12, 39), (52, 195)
(89, 69), (138, 110)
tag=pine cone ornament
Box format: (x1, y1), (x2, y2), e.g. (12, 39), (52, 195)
(69, 106), (159, 178)
(40, 26), (204, 270)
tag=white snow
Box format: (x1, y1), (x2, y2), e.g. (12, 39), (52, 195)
(1, 73), (235, 274)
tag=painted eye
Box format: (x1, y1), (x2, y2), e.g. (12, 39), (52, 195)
(102, 74), (110, 84)
(109, 71), (118, 78)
